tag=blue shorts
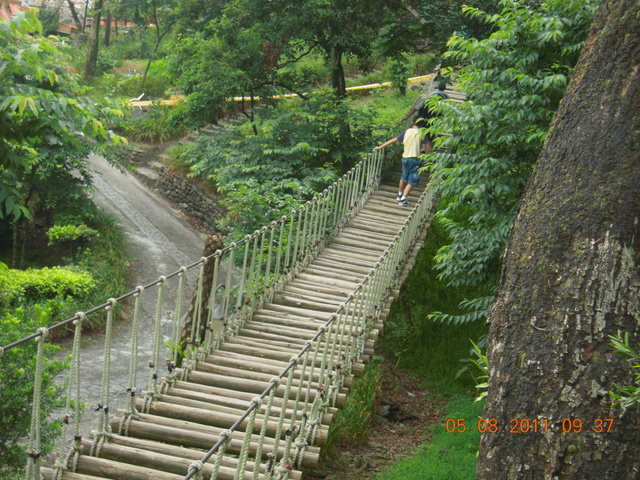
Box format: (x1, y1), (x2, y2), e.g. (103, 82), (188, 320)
(401, 157), (421, 186)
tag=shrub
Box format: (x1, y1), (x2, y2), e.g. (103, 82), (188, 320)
(183, 92), (374, 237)
(0, 264), (95, 307)
(122, 104), (189, 143)
(46, 224), (100, 246)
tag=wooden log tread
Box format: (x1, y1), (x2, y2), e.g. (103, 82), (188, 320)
(48, 172), (437, 480)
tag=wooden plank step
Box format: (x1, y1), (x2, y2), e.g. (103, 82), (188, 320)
(109, 415), (320, 467)
(309, 257), (373, 275)
(271, 293), (342, 312)
(280, 284), (349, 304)
(78, 440), (266, 480)
(180, 368), (342, 411)
(293, 272), (361, 290)
(319, 246), (378, 264)
(143, 390), (335, 426)
(340, 227), (396, 243)
(347, 221), (399, 236)
(318, 252), (375, 269)
(301, 265), (366, 283)
(129, 398), (330, 443)
(166, 381), (344, 412)
(59, 455), (183, 480)
(285, 276), (355, 296)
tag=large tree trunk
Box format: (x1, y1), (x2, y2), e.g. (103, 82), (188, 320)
(477, 0), (640, 479)
(331, 46), (346, 98)
(104, 10), (112, 47)
(83, 0), (103, 80)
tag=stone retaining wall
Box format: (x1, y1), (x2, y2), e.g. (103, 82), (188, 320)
(154, 167), (225, 234)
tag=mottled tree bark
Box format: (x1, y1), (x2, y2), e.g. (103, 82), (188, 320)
(83, 0), (103, 80)
(477, 0), (640, 478)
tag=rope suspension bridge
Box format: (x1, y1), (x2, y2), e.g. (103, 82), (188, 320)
(2, 82), (462, 480)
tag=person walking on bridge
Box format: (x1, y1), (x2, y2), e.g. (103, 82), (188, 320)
(374, 117), (428, 207)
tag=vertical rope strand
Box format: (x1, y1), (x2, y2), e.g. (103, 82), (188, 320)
(25, 327), (48, 480)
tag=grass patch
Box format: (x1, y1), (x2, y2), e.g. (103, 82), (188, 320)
(325, 358), (384, 453)
(378, 395), (483, 480)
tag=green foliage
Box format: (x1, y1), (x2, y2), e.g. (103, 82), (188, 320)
(122, 104), (189, 143)
(386, 55), (410, 95)
(0, 266), (95, 307)
(381, 218), (489, 394)
(456, 340), (489, 402)
(326, 359), (383, 452)
(378, 395), (483, 480)
(609, 331), (640, 410)
(36, 6), (60, 36)
(182, 92), (373, 237)
(0, 302), (67, 476)
(426, 0), (600, 320)
(46, 224), (100, 245)
(0, 10), (126, 222)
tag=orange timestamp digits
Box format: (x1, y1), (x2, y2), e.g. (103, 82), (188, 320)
(561, 418), (614, 433)
(445, 418), (614, 434)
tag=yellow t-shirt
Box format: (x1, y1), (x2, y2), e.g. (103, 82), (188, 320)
(399, 127), (425, 158)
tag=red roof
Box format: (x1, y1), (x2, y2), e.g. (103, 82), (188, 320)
(0, 1), (29, 21)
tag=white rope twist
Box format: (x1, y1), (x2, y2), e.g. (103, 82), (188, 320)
(0, 346), (4, 358)
(188, 460), (204, 472)
(105, 298), (117, 309)
(37, 326), (49, 340)
(134, 285), (145, 296)
(251, 396), (263, 407)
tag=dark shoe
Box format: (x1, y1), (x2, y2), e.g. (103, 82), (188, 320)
(399, 198), (410, 207)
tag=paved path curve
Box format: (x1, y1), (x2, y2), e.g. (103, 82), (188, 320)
(53, 154), (206, 442)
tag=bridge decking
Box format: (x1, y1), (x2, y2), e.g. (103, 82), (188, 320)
(40, 171), (432, 480)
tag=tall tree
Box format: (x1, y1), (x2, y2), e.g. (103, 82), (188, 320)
(303, 0), (393, 97)
(84, 0), (104, 80)
(477, 0), (640, 477)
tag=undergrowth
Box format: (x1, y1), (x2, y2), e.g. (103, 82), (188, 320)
(378, 395), (483, 480)
(325, 357), (384, 453)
